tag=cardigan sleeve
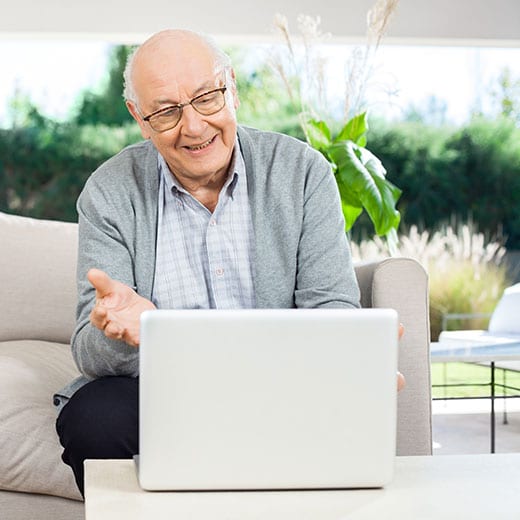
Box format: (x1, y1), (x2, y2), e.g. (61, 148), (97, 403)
(71, 173), (140, 380)
(294, 148), (360, 309)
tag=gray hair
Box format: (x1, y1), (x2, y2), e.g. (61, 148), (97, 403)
(122, 30), (232, 107)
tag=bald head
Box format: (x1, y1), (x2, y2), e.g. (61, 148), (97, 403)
(123, 29), (231, 107)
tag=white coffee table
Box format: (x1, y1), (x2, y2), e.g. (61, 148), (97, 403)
(85, 454), (520, 519)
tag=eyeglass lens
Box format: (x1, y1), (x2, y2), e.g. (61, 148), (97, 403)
(147, 88), (226, 132)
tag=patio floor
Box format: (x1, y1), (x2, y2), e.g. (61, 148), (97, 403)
(432, 397), (520, 454)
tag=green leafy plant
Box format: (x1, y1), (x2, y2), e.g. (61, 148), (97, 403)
(272, 1), (401, 249)
(302, 112), (401, 246)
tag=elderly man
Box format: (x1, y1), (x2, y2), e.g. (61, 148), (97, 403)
(55, 29), (365, 496)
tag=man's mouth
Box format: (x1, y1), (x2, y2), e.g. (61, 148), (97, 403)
(184, 136), (215, 151)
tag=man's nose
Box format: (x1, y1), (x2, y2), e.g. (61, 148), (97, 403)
(179, 104), (207, 134)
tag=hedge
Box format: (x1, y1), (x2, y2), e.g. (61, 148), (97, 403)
(1, 117), (519, 248)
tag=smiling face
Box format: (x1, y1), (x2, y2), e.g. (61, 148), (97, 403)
(126, 31), (239, 190)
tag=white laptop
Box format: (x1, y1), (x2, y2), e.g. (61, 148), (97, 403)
(136, 308), (398, 491)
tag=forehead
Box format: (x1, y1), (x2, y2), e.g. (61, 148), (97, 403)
(133, 36), (222, 106)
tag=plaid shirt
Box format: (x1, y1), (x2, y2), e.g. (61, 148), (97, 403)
(152, 142), (256, 310)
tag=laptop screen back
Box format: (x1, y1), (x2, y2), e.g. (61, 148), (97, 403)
(137, 308), (398, 491)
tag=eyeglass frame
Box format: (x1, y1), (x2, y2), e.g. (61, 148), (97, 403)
(140, 86), (228, 133)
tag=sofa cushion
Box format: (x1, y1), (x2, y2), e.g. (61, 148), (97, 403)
(0, 340), (82, 500)
(0, 212), (78, 343)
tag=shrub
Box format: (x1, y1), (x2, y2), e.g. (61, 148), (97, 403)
(0, 120), (141, 221)
(368, 117), (520, 249)
(351, 223), (511, 340)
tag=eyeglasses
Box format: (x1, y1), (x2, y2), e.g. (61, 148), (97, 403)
(142, 86), (227, 133)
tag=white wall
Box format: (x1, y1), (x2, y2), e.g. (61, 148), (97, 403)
(1, 0), (519, 46)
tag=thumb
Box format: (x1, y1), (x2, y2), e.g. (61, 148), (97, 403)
(87, 268), (116, 298)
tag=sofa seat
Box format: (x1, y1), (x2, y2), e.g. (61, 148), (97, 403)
(0, 339), (81, 500)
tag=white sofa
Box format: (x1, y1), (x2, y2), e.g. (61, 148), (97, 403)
(0, 211), (432, 520)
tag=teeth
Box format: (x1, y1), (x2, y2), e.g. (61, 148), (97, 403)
(187, 138), (213, 151)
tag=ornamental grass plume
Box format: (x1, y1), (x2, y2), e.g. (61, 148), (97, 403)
(271, 12), (330, 119)
(367, 0), (400, 48)
(271, 1), (402, 249)
(349, 0), (399, 117)
(350, 223), (511, 340)
(272, 0), (400, 120)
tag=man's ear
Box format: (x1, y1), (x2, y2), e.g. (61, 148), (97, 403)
(229, 68), (240, 110)
(126, 100), (151, 140)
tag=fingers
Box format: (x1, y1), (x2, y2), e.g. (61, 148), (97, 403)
(87, 268), (115, 299)
(123, 329), (140, 348)
(105, 320), (139, 348)
(397, 325), (405, 391)
(89, 293), (140, 347)
(104, 321), (125, 341)
(397, 371), (406, 391)
(91, 306), (126, 342)
(90, 304), (109, 329)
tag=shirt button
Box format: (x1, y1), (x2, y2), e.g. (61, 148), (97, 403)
(210, 219), (217, 226)
(216, 267), (224, 276)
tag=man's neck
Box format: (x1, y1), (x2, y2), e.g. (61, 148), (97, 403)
(167, 148), (237, 213)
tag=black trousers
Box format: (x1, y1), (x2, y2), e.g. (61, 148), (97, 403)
(55, 376), (139, 497)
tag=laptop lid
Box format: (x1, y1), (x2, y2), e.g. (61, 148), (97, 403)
(137, 308), (398, 491)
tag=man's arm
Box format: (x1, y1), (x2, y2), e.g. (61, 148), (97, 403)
(294, 147), (360, 309)
(71, 173), (148, 380)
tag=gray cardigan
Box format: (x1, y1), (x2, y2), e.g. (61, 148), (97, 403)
(58, 126), (359, 402)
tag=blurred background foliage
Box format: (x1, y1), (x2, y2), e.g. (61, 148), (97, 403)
(350, 223), (511, 340)
(1, 43), (518, 338)
(2, 44), (519, 248)
(73, 45), (135, 127)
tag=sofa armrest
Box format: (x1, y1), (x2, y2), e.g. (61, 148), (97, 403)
(355, 257), (432, 456)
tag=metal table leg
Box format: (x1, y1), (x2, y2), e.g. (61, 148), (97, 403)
(491, 361), (495, 454)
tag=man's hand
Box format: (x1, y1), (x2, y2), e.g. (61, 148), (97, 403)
(87, 268), (156, 347)
(397, 323), (406, 391)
